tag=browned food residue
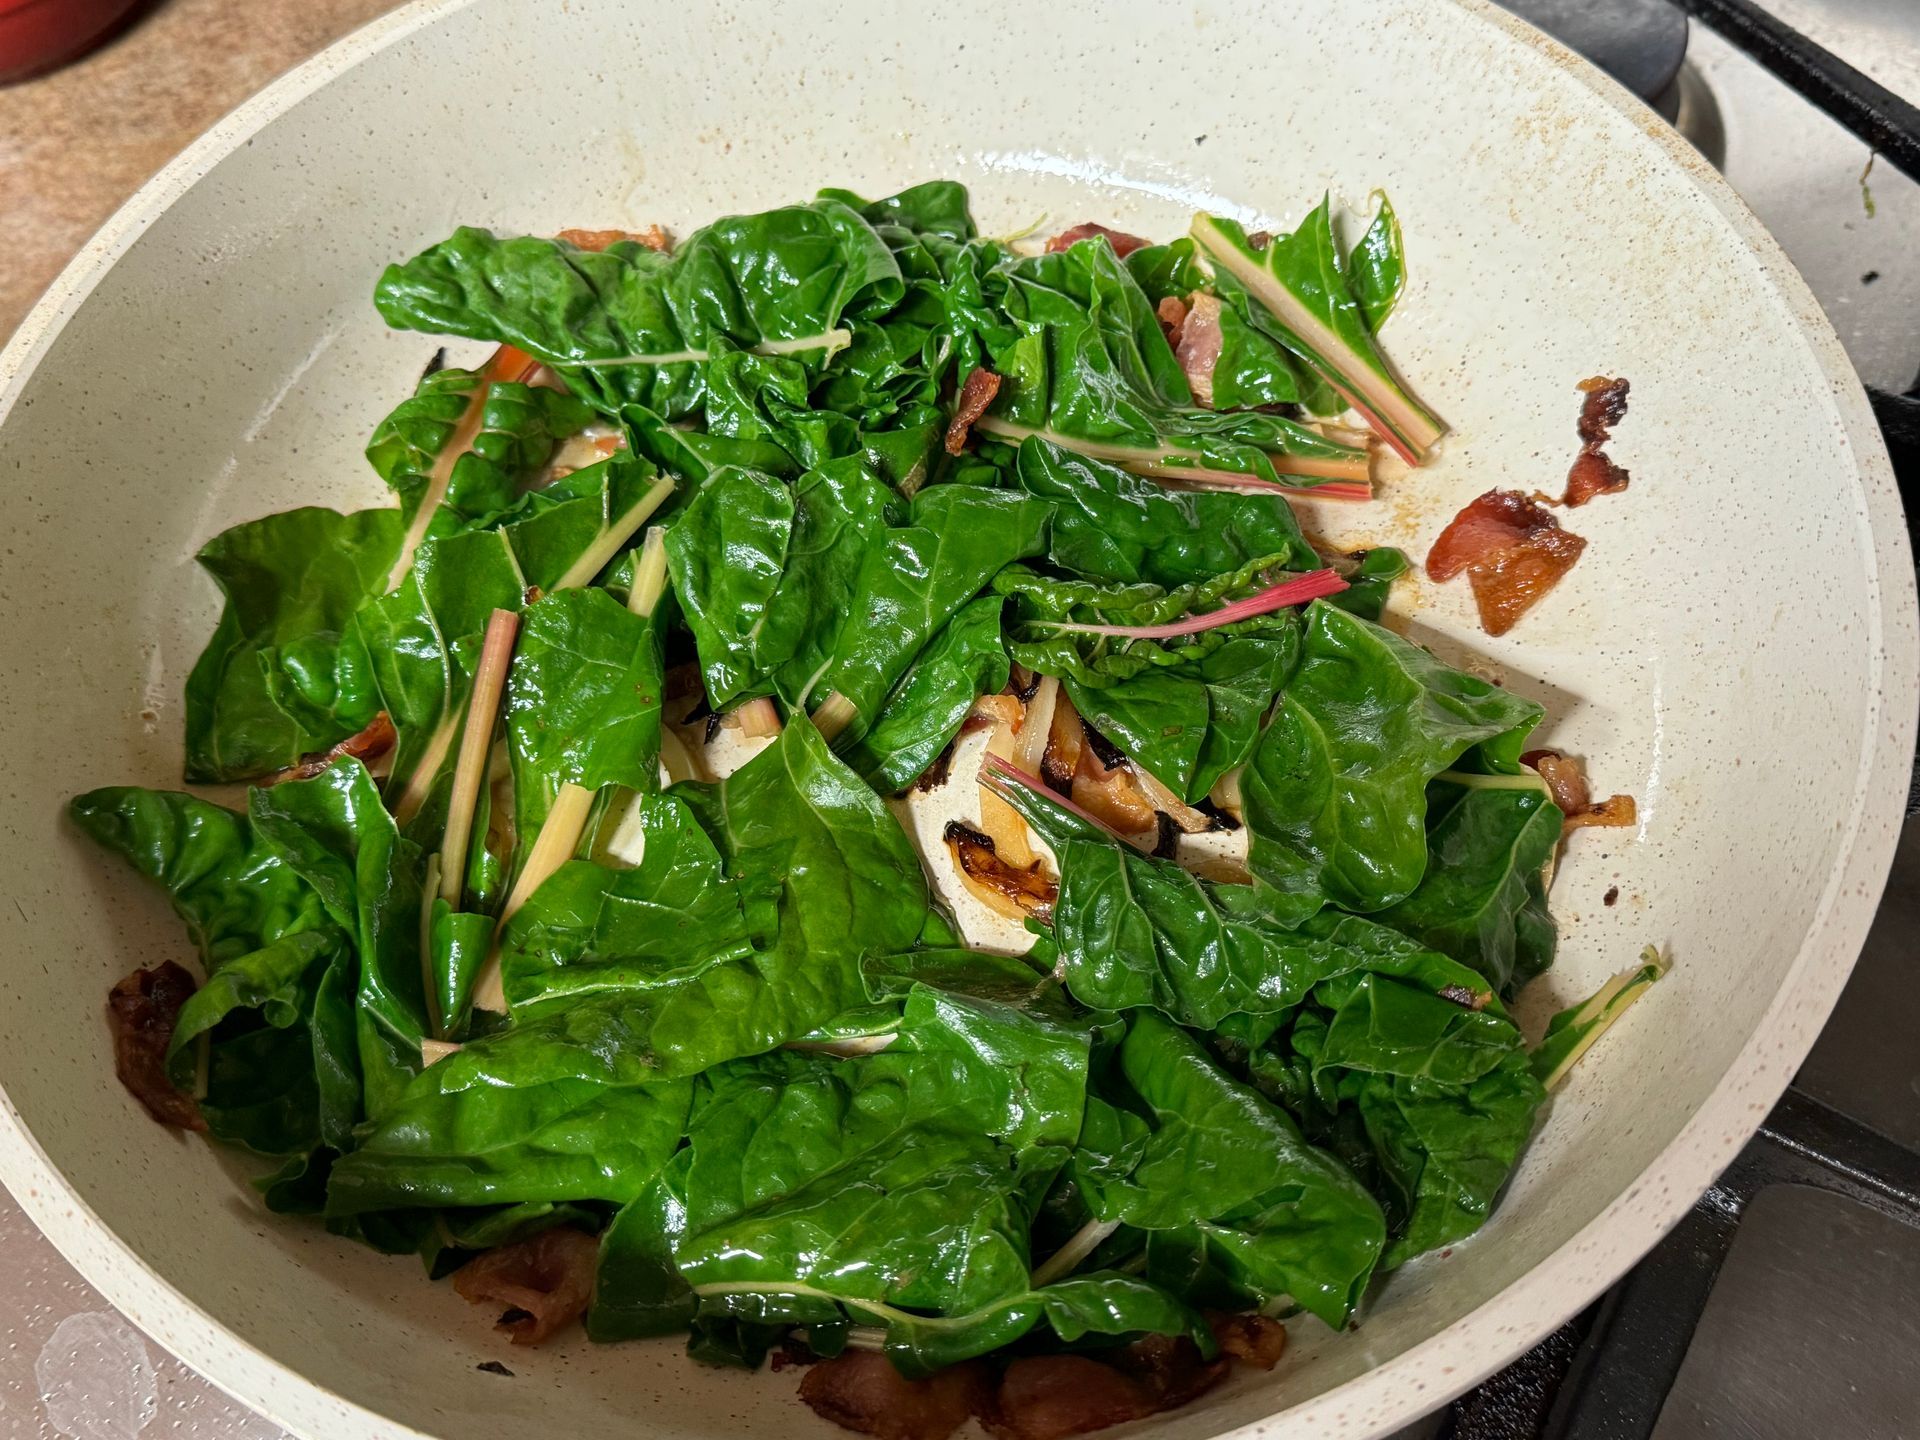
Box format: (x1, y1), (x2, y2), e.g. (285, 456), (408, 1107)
(1603, 885), (1621, 907)
(1426, 490), (1586, 636)
(1563, 376), (1631, 507)
(108, 961), (204, 1131)
(945, 367), (1002, 455)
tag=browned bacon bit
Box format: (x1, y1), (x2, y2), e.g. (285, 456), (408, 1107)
(944, 819), (1058, 920)
(1114, 1333), (1232, 1409)
(1425, 490), (1586, 637)
(945, 368), (1003, 456)
(1155, 295), (1189, 351)
(798, 1351), (991, 1440)
(1522, 748), (1638, 833)
(1175, 293), (1225, 409)
(264, 712), (397, 787)
(556, 224), (672, 253)
(451, 1227), (599, 1345)
(1244, 229), (1274, 250)
(1207, 1311), (1289, 1370)
(1565, 793), (1638, 831)
(1044, 223), (1150, 258)
(1563, 376), (1631, 507)
(108, 962), (205, 1131)
(1438, 984), (1492, 1011)
(1603, 885), (1621, 907)
(1521, 747), (1590, 815)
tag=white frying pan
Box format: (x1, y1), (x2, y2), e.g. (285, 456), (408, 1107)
(0, 1), (1912, 1436)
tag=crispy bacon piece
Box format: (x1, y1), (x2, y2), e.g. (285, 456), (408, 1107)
(944, 820), (1058, 920)
(1175, 293), (1224, 408)
(1207, 1311), (1288, 1370)
(1522, 748), (1639, 833)
(263, 712), (397, 787)
(1426, 490), (1586, 637)
(945, 368), (1002, 456)
(1156, 295), (1189, 351)
(984, 1337), (1229, 1440)
(1563, 376), (1631, 506)
(985, 1356), (1157, 1440)
(799, 1351), (991, 1440)
(1116, 1333), (1232, 1408)
(556, 225), (672, 253)
(1566, 793), (1638, 830)
(107, 962), (204, 1131)
(1044, 223), (1150, 258)
(452, 1227), (599, 1345)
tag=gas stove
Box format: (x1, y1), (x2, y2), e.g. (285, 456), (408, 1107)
(1395, 3), (1920, 1436)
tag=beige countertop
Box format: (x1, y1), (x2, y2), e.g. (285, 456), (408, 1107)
(2, 7), (399, 1433)
(0, 0), (401, 343)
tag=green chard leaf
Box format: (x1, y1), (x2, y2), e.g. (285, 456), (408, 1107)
(1241, 602), (1544, 925)
(503, 585), (665, 846)
(1190, 197), (1441, 462)
(973, 235), (1363, 484)
(373, 201), (902, 418)
(1372, 778), (1561, 994)
(1073, 1012), (1385, 1329)
(664, 460), (892, 709)
(183, 506), (402, 783)
(839, 594), (1009, 792)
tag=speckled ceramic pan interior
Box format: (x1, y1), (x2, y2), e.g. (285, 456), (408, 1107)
(0, 1), (1913, 1436)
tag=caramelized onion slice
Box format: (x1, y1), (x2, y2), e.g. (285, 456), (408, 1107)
(944, 820), (1057, 921)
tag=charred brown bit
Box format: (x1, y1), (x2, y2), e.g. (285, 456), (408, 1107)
(556, 224), (672, 253)
(1208, 1311), (1288, 1370)
(1044, 223), (1150, 258)
(264, 712), (397, 787)
(914, 741), (957, 794)
(1603, 885), (1621, 907)
(1522, 748), (1638, 833)
(1175, 293), (1225, 408)
(451, 1227), (599, 1344)
(1438, 984), (1492, 1011)
(945, 368), (1003, 456)
(1244, 229), (1273, 250)
(1426, 489), (1586, 637)
(1156, 295), (1189, 351)
(1149, 811), (1181, 859)
(799, 1351), (991, 1440)
(1563, 376), (1631, 507)
(944, 820), (1058, 920)
(107, 961), (204, 1131)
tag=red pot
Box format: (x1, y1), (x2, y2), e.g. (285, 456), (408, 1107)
(0, 0), (144, 84)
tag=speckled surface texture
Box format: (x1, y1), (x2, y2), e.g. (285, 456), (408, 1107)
(2, 7), (391, 1434)
(0, 2), (1913, 1439)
